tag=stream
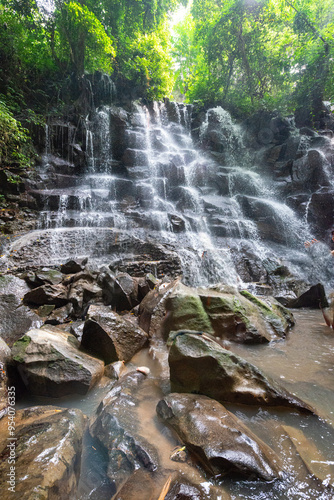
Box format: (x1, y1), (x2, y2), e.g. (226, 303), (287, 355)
(17, 309), (334, 499)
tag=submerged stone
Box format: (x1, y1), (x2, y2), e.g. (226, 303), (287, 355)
(157, 393), (282, 481)
(0, 406), (86, 500)
(168, 331), (313, 413)
(283, 425), (334, 488)
(90, 371), (160, 487)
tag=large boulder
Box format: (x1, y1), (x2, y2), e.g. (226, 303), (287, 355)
(163, 283), (214, 336)
(112, 272), (140, 311)
(307, 189), (334, 237)
(23, 283), (69, 308)
(12, 327), (104, 397)
(0, 406), (86, 500)
(168, 331), (313, 413)
(90, 371), (160, 486)
(288, 283), (328, 309)
(0, 275), (42, 347)
(138, 280), (178, 337)
(157, 393), (282, 481)
(164, 283), (293, 344)
(81, 305), (148, 363)
(21, 268), (63, 288)
(291, 149), (330, 191)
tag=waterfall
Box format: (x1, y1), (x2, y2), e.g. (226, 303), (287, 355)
(5, 96), (334, 290)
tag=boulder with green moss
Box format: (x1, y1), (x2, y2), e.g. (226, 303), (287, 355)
(12, 326), (104, 397)
(164, 283), (294, 344)
(168, 331), (313, 413)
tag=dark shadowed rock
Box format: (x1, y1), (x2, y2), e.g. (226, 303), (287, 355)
(68, 278), (103, 313)
(61, 258), (88, 274)
(138, 280), (180, 337)
(90, 371), (159, 487)
(23, 283), (69, 307)
(168, 331), (313, 413)
(112, 272), (139, 311)
(12, 327), (104, 397)
(0, 406), (86, 500)
(81, 305), (148, 363)
(44, 303), (73, 325)
(165, 482), (202, 500)
(289, 283), (328, 308)
(157, 393), (282, 481)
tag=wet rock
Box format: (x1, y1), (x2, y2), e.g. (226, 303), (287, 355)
(112, 272), (139, 311)
(113, 469), (155, 500)
(283, 425), (334, 487)
(138, 280), (178, 336)
(164, 283), (293, 344)
(68, 278), (103, 314)
(0, 276), (42, 346)
(21, 268), (63, 288)
(0, 338), (11, 415)
(236, 195), (290, 244)
(163, 283), (214, 336)
(122, 148), (149, 167)
(157, 393), (282, 481)
(69, 320), (85, 341)
(61, 258), (88, 274)
(289, 283), (328, 309)
(37, 304), (55, 317)
(136, 277), (151, 301)
(104, 360), (126, 380)
(97, 267), (116, 305)
(168, 331), (313, 413)
(12, 327), (104, 397)
(23, 283), (69, 308)
(165, 482), (202, 500)
(90, 371), (160, 486)
(0, 406), (86, 499)
(81, 304), (148, 363)
(291, 149), (330, 190)
(307, 189), (334, 237)
(44, 303), (73, 325)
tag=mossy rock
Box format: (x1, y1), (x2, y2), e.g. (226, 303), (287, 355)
(12, 335), (31, 363)
(164, 283), (214, 337)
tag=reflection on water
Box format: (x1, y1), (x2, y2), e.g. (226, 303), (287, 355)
(17, 310), (334, 499)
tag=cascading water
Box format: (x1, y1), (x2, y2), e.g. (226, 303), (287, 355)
(3, 96), (334, 291)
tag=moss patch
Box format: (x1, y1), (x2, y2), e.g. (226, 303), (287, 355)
(12, 335), (31, 363)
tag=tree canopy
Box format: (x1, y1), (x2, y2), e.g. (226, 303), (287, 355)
(0, 0), (333, 119)
(172, 0), (334, 119)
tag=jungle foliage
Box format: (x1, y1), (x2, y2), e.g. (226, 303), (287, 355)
(0, 0), (185, 110)
(172, 0), (334, 118)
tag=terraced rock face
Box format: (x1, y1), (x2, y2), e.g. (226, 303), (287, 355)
(0, 406), (86, 500)
(168, 331), (313, 413)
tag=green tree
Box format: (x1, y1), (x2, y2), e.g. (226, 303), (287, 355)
(54, 1), (115, 76)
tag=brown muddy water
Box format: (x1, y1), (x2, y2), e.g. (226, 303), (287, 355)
(18, 310), (334, 499)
